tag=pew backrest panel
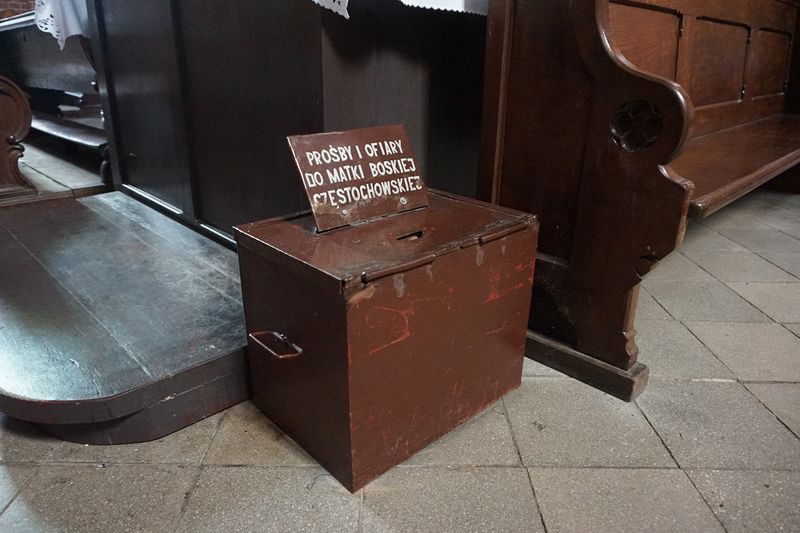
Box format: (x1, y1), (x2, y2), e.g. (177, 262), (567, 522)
(609, 0), (797, 139)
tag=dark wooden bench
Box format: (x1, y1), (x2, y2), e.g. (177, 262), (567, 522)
(31, 110), (110, 180)
(608, 0), (800, 217)
(0, 13), (109, 180)
(0, 75), (34, 198)
(479, 0), (799, 400)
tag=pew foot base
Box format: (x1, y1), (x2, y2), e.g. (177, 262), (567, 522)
(525, 330), (649, 401)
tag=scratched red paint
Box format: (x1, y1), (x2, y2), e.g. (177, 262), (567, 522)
(368, 306), (414, 355)
(235, 190), (539, 492)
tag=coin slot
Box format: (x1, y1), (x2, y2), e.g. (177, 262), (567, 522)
(397, 230), (424, 241)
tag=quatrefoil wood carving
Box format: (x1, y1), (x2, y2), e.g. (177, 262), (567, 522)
(610, 99), (664, 152)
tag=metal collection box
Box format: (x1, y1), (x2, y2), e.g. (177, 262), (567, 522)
(234, 190), (538, 491)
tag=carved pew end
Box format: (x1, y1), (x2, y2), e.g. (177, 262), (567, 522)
(0, 75), (34, 199)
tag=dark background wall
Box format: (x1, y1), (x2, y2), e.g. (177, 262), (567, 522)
(91, 0), (486, 242)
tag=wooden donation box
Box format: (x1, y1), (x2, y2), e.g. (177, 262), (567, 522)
(235, 126), (539, 491)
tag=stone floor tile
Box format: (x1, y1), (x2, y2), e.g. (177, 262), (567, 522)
(751, 205), (800, 240)
(178, 466), (359, 533)
(769, 194), (800, 213)
(717, 227), (800, 253)
(758, 251), (800, 278)
(637, 381), (800, 469)
(745, 383), (800, 437)
(727, 282), (800, 323)
(635, 288), (673, 321)
(684, 322), (800, 382)
(46, 413), (222, 466)
(0, 466), (36, 511)
(699, 205), (777, 230)
(752, 190), (800, 212)
(679, 224), (747, 252)
(636, 320), (734, 380)
(403, 403), (520, 466)
(530, 468), (723, 533)
(0, 416), (61, 464)
(641, 253), (715, 283)
(505, 380), (674, 468)
(362, 466), (542, 533)
(203, 402), (315, 466)
(522, 357), (565, 377)
(644, 279), (769, 322)
(0, 465), (196, 532)
(684, 250), (796, 282)
(688, 469), (800, 533)
(786, 323), (800, 337)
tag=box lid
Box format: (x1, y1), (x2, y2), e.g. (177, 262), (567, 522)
(234, 190), (536, 285)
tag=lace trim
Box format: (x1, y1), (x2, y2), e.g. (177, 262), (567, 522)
(35, 0), (88, 49)
(310, 0), (487, 19)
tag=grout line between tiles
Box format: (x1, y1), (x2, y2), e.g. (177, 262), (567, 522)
(679, 320), (741, 380)
(751, 250), (800, 281)
(640, 285), (678, 321)
(523, 467), (549, 533)
(0, 464), (40, 519)
(679, 468), (730, 533)
(780, 323), (800, 340)
(633, 396), (731, 532)
(356, 489), (365, 533)
(501, 398), (549, 532)
(633, 400), (680, 470)
(172, 410), (227, 532)
(740, 384), (800, 441)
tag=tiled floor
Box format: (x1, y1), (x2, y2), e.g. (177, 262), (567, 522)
(0, 189), (798, 532)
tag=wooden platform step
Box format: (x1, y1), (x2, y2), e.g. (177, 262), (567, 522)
(0, 192), (248, 444)
(672, 114), (800, 217)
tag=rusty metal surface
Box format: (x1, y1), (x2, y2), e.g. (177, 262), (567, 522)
(288, 125), (428, 231)
(235, 190), (539, 491)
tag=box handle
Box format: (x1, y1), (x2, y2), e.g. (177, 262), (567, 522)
(248, 331), (304, 360)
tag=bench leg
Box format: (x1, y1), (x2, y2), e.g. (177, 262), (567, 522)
(99, 146), (111, 183)
(527, 271), (648, 401)
(1, 142), (35, 199)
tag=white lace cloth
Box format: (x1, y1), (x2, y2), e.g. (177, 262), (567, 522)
(33, 0), (486, 49)
(34, 0), (89, 49)
(312, 0), (488, 19)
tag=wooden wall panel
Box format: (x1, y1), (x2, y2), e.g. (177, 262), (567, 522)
(689, 19), (749, 107)
(749, 29), (792, 98)
(609, 3), (681, 81)
(496, 0), (594, 259)
(99, 0), (194, 213)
